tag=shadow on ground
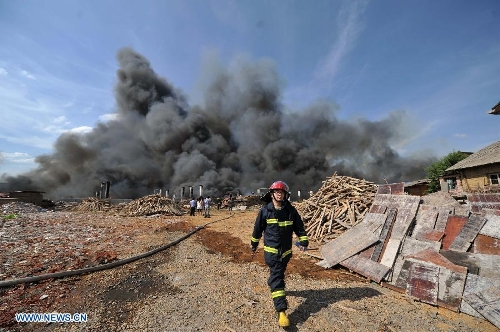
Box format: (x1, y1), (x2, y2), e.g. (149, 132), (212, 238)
(285, 286), (382, 331)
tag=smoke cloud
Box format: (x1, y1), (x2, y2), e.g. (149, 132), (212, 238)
(1, 47), (436, 199)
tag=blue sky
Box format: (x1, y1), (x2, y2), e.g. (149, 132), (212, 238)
(0, 0), (499, 176)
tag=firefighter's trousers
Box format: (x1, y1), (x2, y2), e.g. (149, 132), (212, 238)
(265, 251), (291, 312)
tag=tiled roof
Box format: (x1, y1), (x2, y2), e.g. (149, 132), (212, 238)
(446, 140), (500, 171)
(404, 179), (430, 187)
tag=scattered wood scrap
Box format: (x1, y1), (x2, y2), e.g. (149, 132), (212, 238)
(295, 173), (377, 243)
(72, 197), (112, 212)
(118, 194), (184, 217)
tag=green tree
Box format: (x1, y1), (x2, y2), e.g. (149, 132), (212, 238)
(425, 151), (469, 193)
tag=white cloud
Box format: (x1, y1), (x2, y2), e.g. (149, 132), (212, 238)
(68, 126), (93, 134)
(54, 116), (69, 124)
(0, 68), (7, 76)
(313, 0), (368, 90)
(2, 152), (35, 164)
(454, 133), (467, 138)
(284, 0), (369, 106)
(98, 113), (118, 122)
(20, 70), (36, 80)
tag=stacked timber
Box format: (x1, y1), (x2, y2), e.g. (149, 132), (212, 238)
(295, 174), (377, 243)
(118, 194), (184, 217)
(72, 197), (111, 212)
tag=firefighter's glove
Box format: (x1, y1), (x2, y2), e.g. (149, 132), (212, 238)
(251, 242), (258, 253)
(295, 241), (308, 251)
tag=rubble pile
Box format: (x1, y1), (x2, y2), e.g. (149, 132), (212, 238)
(118, 194), (184, 217)
(1, 202), (43, 214)
(295, 173), (377, 243)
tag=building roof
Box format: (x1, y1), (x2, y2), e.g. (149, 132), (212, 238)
(488, 101), (500, 115)
(446, 140), (500, 171)
(404, 179), (430, 187)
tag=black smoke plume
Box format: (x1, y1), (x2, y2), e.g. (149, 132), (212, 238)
(1, 48), (436, 199)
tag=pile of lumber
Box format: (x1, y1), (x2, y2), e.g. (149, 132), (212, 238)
(72, 197), (112, 212)
(118, 194), (184, 217)
(295, 173), (377, 243)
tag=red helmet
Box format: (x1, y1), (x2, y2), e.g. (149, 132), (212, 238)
(269, 181), (289, 193)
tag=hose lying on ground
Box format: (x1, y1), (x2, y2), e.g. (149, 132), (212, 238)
(0, 215), (232, 288)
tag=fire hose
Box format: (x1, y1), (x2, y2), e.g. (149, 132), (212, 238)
(0, 214), (233, 288)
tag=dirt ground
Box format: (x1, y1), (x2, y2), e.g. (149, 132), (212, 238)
(1, 207), (499, 331)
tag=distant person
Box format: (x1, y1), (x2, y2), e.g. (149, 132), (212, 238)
(228, 196), (234, 212)
(189, 197), (196, 216)
(203, 196), (211, 218)
(250, 181), (308, 328)
(216, 197), (222, 210)
(197, 197), (204, 216)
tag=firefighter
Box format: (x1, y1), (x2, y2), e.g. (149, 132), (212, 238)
(250, 181), (309, 328)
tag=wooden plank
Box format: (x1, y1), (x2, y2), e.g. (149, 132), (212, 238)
(380, 238), (402, 270)
(413, 210), (438, 236)
(319, 217), (383, 268)
(403, 248), (467, 311)
(340, 254), (391, 283)
(389, 238), (442, 287)
(376, 185), (392, 194)
(414, 229), (445, 243)
(394, 259), (413, 289)
(391, 203), (420, 241)
(442, 215), (468, 250)
(449, 214), (487, 252)
(468, 193), (500, 213)
(461, 274), (500, 318)
(437, 268), (467, 311)
(440, 250), (500, 279)
(369, 204), (387, 214)
(479, 213), (500, 239)
(463, 286), (500, 329)
(406, 261), (439, 305)
(356, 212), (387, 259)
(370, 209), (397, 262)
(376, 182), (405, 195)
(434, 208), (452, 232)
(473, 234), (500, 255)
(361, 212), (389, 229)
(407, 248), (467, 273)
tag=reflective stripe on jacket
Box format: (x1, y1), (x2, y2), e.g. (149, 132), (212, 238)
(251, 201), (308, 257)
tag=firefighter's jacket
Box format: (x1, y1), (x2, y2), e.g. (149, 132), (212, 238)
(251, 201), (308, 258)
